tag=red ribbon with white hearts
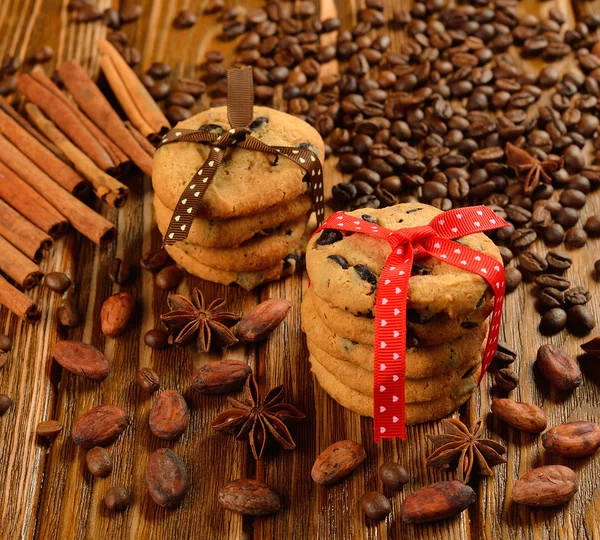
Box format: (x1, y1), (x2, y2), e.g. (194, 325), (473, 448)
(313, 206), (508, 440)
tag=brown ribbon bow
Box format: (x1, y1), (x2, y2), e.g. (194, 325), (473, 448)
(157, 66), (325, 245)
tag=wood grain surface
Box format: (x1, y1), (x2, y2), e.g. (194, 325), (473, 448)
(0, 0), (599, 539)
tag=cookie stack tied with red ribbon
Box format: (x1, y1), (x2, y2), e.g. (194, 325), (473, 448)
(302, 203), (507, 440)
(152, 67), (325, 290)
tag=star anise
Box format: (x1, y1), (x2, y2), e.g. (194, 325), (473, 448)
(506, 142), (562, 195)
(425, 418), (507, 484)
(160, 288), (240, 353)
(211, 374), (305, 460)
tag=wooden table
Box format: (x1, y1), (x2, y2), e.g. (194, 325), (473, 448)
(1, 0), (599, 538)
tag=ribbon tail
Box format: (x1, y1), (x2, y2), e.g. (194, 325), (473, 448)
(374, 244), (413, 442)
(421, 237), (505, 381)
(163, 146), (224, 245)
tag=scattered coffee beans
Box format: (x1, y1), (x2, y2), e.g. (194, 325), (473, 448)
(137, 367), (160, 393)
(0, 394), (12, 416)
(144, 329), (169, 349)
(567, 305), (596, 336)
(379, 462), (409, 490)
(108, 258), (132, 284)
(505, 267), (522, 293)
(155, 266), (184, 290)
(36, 420), (63, 439)
(540, 308), (568, 335)
(86, 446), (113, 477)
(360, 491), (392, 520)
(495, 368), (519, 392)
(140, 247), (172, 272)
(104, 486), (131, 511)
(44, 272), (72, 294)
(0, 334), (11, 353)
(174, 10), (197, 29)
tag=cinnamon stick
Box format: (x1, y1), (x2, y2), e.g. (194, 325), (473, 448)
(0, 198), (53, 262)
(17, 74), (117, 173)
(99, 55), (154, 138)
(0, 161), (69, 239)
(0, 108), (89, 198)
(0, 97), (68, 163)
(0, 134), (117, 246)
(0, 234), (43, 289)
(31, 66), (132, 178)
(97, 39), (170, 138)
(0, 274), (41, 323)
(125, 121), (156, 157)
(25, 103), (129, 208)
(58, 60), (154, 176)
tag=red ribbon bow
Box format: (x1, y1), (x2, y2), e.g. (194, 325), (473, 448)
(314, 206), (508, 441)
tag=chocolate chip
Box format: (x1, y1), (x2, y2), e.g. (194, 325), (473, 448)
(353, 264), (377, 285)
(316, 229), (343, 245)
(327, 255), (349, 269)
(249, 116), (269, 130)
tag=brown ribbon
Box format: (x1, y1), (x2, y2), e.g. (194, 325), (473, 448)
(157, 67), (325, 245)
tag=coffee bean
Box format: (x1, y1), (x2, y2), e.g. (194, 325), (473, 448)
(108, 258), (132, 285)
(154, 265), (184, 290)
(173, 78), (206, 97)
(103, 8), (121, 29)
(0, 394), (11, 415)
(354, 264), (377, 285)
(352, 180), (374, 196)
(379, 462), (409, 491)
(0, 75), (17, 96)
(559, 189), (586, 209)
(540, 308), (568, 335)
(565, 228), (588, 248)
(104, 486), (130, 511)
(328, 255), (349, 269)
(173, 9), (197, 28)
(137, 367), (160, 393)
(544, 223), (565, 245)
(505, 267), (522, 292)
(58, 298), (81, 328)
(147, 62), (171, 79)
(535, 274), (571, 290)
(76, 5), (102, 22)
(546, 250), (572, 271)
(495, 368), (519, 392)
(33, 45), (55, 64)
(539, 288), (565, 309)
(332, 183), (358, 203)
(595, 259), (600, 280)
(0, 334), (11, 353)
(338, 154), (363, 173)
(555, 207), (579, 229)
(204, 0), (224, 14)
(141, 248), (172, 272)
(499, 246), (514, 266)
(510, 228), (537, 248)
(317, 229), (343, 246)
(568, 305), (595, 335)
(360, 492), (391, 520)
(167, 105), (192, 125)
(120, 4), (143, 23)
(44, 272), (72, 294)
(519, 252), (548, 274)
(144, 329), (169, 350)
(149, 81), (170, 101)
(563, 145), (585, 173)
(564, 286), (591, 306)
(584, 215), (600, 236)
(86, 447), (113, 478)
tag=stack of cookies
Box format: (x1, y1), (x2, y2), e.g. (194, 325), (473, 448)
(152, 106), (324, 290)
(302, 203), (502, 424)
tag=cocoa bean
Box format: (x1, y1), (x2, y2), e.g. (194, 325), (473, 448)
(146, 448), (189, 507)
(100, 292), (135, 337)
(512, 465), (578, 506)
(536, 344), (582, 391)
(491, 399), (547, 433)
(218, 479), (281, 516)
(52, 340), (110, 381)
(192, 360), (251, 394)
(236, 298), (292, 342)
(72, 405), (130, 448)
(542, 421), (600, 458)
(149, 390), (189, 440)
(400, 481), (476, 524)
(311, 440), (366, 485)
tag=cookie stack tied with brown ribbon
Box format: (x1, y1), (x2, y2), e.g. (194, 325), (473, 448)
(152, 69), (325, 290)
(302, 203), (502, 424)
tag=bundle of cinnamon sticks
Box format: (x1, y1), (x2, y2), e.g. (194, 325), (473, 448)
(0, 51), (161, 323)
